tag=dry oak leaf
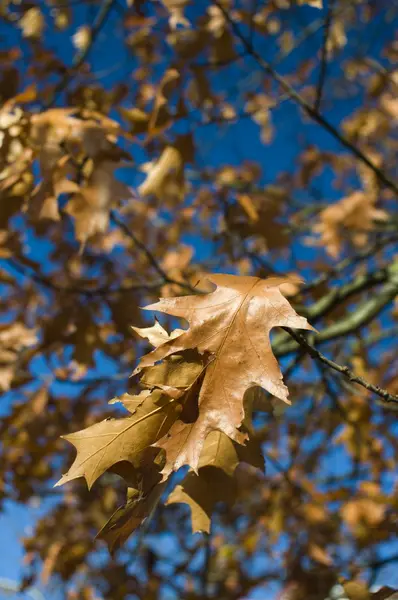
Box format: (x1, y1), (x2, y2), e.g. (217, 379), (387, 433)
(371, 588), (398, 600)
(134, 274), (313, 474)
(297, 0), (323, 8)
(0, 322), (38, 391)
(140, 350), (208, 392)
(98, 480), (166, 552)
(65, 159), (132, 245)
(98, 452), (166, 551)
(131, 319), (184, 348)
(108, 389), (151, 414)
(57, 353), (206, 490)
(72, 25), (91, 51)
(19, 7), (45, 39)
(132, 323), (207, 392)
(55, 389), (182, 490)
(138, 145), (183, 199)
(312, 191), (387, 258)
(161, 0), (190, 29)
(166, 430), (264, 533)
(148, 68), (180, 136)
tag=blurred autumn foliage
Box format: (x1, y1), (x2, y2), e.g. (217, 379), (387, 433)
(0, 0), (398, 598)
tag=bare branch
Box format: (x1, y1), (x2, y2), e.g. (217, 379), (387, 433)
(284, 328), (398, 405)
(110, 211), (198, 294)
(45, 0), (116, 108)
(4, 257), (167, 297)
(301, 234), (398, 293)
(314, 0), (335, 111)
(274, 263), (398, 356)
(213, 0), (398, 196)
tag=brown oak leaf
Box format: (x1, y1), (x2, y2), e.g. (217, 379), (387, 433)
(312, 191), (387, 258)
(55, 389), (182, 490)
(134, 274), (313, 474)
(98, 481), (166, 552)
(131, 319), (184, 348)
(98, 455), (166, 552)
(57, 351), (207, 490)
(166, 430), (264, 533)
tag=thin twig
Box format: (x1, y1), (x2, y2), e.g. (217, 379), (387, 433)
(364, 57), (398, 92)
(364, 553), (398, 570)
(110, 211), (169, 280)
(314, 0), (335, 111)
(202, 530), (212, 598)
(3, 257), (166, 297)
(0, 578), (46, 600)
(262, 451), (303, 492)
(3, 223), (198, 299)
(248, 0), (259, 45)
(213, 0), (398, 196)
(275, 270), (398, 357)
(44, 0), (116, 108)
(365, 326), (398, 350)
(110, 211), (198, 293)
(301, 234), (398, 293)
(283, 350), (307, 382)
(273, 1), (350, 67)
(246, 248), (282, 276)
(284, 328), (398, 404)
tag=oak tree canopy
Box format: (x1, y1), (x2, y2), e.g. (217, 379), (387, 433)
(0, 0), (397, 598)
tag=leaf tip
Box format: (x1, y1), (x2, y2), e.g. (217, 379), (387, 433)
(54, 475), (66, 488)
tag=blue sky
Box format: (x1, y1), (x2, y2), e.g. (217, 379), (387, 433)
(0, 1), (397, 597)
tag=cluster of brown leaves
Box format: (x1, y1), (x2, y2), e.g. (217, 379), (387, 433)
(0, 95), (133, 246)
(0, 0), (397, 597)
(313, 190), (387, 258)
(58, 273), (312, 549)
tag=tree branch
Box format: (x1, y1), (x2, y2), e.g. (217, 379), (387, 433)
(314, 0), (335, 111)
(213, 0), (398, 196)
(3, 257), (167, 297)
(300, 265), (391, 321)
(110, 211), (198, 294)
(274, 264), (398, 357)
(301, 234), (398, 293)
(284, 328), (398, 404)
(3, 210), (200, 297)
(45, 0), (116, 108)
(202, 530), (212, 598)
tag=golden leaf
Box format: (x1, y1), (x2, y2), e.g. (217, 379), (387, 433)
(135, 274), (313, 474)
